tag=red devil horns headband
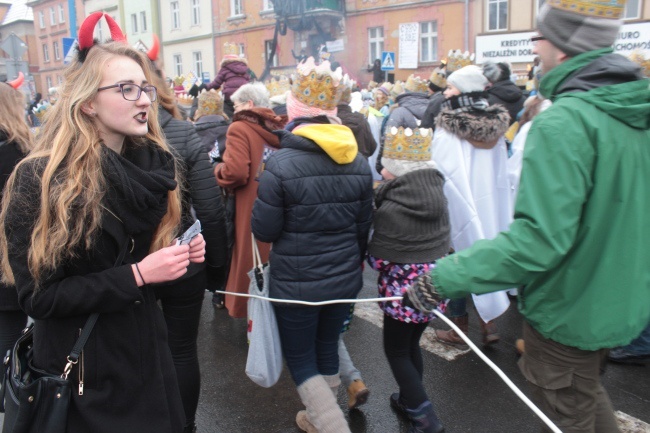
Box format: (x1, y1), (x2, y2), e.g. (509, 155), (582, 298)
(77, 12), (126, 61)
(147, 34), (160, 62)
(6, 71), (24, 90)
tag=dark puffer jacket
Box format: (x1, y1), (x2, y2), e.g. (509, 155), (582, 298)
(194, 114), (230, 156)
(336, 104), (377, 158)
(205, 59), (250, 101)
(252, 124), (373, 302)
(487, 80), (525, 125)
(159, 109), (228, 272)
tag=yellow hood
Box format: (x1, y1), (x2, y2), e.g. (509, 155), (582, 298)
(293, 124), (358, 164)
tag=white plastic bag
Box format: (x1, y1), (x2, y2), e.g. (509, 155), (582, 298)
(245, 237), (283, 388)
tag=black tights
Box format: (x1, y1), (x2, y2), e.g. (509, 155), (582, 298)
(0, 310), (28, 360)
(156, 271), (206, 428)
(383, 316), (430, 409)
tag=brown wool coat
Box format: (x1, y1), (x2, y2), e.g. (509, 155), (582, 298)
(215, 108), (286, 318)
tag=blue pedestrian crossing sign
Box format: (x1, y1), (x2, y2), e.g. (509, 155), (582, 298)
(381, 51), (395, 71)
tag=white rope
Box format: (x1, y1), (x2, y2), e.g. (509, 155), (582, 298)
(214, 289), (562, 432)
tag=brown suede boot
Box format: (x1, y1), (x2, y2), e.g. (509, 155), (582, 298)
(480, 320), (500, 347)
(434, 314), (469, 349)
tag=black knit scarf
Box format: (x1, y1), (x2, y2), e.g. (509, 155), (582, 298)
(102, 142), (177, 234)
(442, 91), (490, 113)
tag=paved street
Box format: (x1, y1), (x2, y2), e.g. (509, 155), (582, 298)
(195, 267), (650, 433)
(2, 268), (647, 432)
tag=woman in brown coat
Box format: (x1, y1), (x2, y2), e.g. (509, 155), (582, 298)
(214, 83), (286, 318)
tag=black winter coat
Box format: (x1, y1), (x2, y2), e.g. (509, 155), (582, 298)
(251, 129), (373, 302)
(336, 104), (377, 158)
(159, 109), (228, 275)
(194, 114), (230, 156)
(5, 157), (185, 433)
(0, 138), (25, 312)
(486, 80), (525, 125)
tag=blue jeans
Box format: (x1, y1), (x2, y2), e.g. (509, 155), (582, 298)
(619, 321), (650, 355)
(274, 303), (351, 386)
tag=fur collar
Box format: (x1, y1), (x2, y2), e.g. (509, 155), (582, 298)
(436, 105), (510, 149)
(233, 107), (287, 131)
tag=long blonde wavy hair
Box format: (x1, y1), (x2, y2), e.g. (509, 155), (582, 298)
(0, 83), (32, 153)
(0, 41), (182, 286)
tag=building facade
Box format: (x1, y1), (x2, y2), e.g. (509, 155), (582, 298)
(0, 0), (38, 101)
(26, 0), (83, 94)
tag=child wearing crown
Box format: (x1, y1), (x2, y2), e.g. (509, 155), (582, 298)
(367, 126), (448, 433)
(205, 43), (251, 117)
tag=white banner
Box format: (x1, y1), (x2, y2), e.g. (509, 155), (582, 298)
(398, 23), (419, 69)
(326, 39), (344, 53)
(475, 22), (650, 65)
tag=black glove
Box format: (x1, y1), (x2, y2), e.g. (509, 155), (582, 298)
(404, 274), (442, 313)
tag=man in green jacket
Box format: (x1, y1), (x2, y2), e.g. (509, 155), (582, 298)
(407, 1), (650, 432)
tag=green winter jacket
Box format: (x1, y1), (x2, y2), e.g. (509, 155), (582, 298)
(432, 48), (650, 351)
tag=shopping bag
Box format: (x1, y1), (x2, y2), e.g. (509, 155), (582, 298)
(245, 237), (282, 388)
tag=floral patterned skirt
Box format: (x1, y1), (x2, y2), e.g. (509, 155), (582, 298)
(367, 255), (439, 324)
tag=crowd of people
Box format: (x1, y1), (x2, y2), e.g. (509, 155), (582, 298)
(0, 2), (649, 433)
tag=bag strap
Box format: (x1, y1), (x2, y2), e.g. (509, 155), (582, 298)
(62, 236), (130, 379)
(251, 235), (263, 270)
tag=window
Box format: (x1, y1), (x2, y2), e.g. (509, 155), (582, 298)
(38, 11), (45, 28)
(43, 44), (50, 62)
(173, 54), (183, 76)
(50, 7), (56, 25)
(191, 0), (200, 25)
(141, 12), (147, 32)
(487, 0), (508, 31)
(420, 21), (438, 63)
(46, 76), (52, 89)
(97, 19), (103, 41)
(624, 0), (640, 19)
(57, 75), (63, 84)
(193, 51), (203, 76)
(171, 2), (180, 29)
(53, 41), (60, 60)
(238, 43), (245, 57)
(265, 40), (278, 67)
(131, 14), (138, 34)
(58, 5), (65, 22)
(368, 27), (384, 65)
(262, 0), (273, 10)
(230, 0), (243, 17)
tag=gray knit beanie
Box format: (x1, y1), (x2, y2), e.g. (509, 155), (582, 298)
(537, 1), (626, 57)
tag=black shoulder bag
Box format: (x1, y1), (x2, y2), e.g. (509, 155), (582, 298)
(0, 240), (129, 433)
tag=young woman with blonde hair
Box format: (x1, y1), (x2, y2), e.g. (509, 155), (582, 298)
(0, 72), (33, 366)
(0, 13), (204, 433)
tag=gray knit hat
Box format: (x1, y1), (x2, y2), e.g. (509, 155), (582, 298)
(537, 0), (626, 57)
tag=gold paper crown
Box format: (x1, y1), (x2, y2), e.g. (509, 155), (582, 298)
(429, 67), (447, 89)
(196, 89), (224, 118)
(173, 75), (185, 86)
(447, 50), (475, 72)
(405, 74), (429, 93)
(383, 126), (433, 162)
(33, 104), (50, 121)
(391, 81), (404, 97)
(367, 80), (378, 90)
(176, 92), (194, 108)
(265, 75), (291, 97)
(223, 42), (238, 56)
(629, 51), (650, 77)
(546, 0), (627, 19)
(291, 57), (344, 110)
(339, 74), (356, 103)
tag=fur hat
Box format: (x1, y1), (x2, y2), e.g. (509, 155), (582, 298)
(537, 0), (627, 57)
(447, 65), (488, 94)
(195, 89), (224, 119)
(381, 126), (436, 177)
(287, 57), (343, 119)
(482, 61), (511, 84)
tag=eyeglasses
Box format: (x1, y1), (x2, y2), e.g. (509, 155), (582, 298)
(97, 83), (157, 102)
(530, 35), (546, 43)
